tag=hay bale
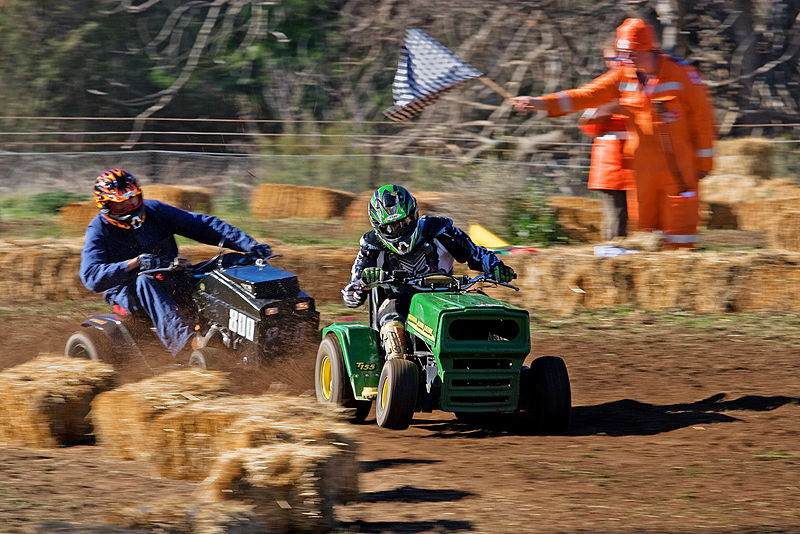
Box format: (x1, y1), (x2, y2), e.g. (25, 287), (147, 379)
(59, 201), (99, 233)
(768, 209), (800, 251)
(547, 196), (602, 243)
(107, 496), (259, 534)
(198, 443), (343, 533)
(91, 369), (231, 461)
(143, 184), (213, 213)
(150, 394), (358, 503)
(250, 184), (355, 220)
(733, 252), (800, 312)
(0, 354), (116, 447)
(700, 174), (762, 204)
(710, 137), (773, 180)
(737, 197), (800, 232)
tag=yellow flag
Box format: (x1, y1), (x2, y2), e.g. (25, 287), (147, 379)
(468, 223), (509, 249)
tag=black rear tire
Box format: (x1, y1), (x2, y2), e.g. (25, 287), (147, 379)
(188, 347), (228, 369)
(315, 334), (372, 422)
(375, 358), (418, 430)
(65, 328), (113, 363)
(522, 356), (572, 433)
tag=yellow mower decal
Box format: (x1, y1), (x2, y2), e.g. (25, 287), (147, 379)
(407, 313), (435, 344)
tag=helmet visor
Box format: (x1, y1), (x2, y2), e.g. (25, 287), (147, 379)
(108, 194), (143, 216)
(379, 216), (415, 239)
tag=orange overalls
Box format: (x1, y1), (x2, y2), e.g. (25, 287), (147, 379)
(578, 114), (638, 230)
(542, 57), (715, 248)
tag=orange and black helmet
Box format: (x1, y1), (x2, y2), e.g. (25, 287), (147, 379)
(93, 169), (145, 229)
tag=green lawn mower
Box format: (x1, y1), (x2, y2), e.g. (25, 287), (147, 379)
(314, 271), (571, 432)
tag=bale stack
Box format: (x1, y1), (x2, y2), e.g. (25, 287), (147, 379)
(108, 497), (259, 534)
(709, 137), (773, 180)
(58, 200), (98, 233)
(143, 184), (213, 213)
(91, 369), (231, 461)
(734, 253), (800, 312)
(250, 183), (356, 220)
(0, 240), (91, 304)
(198, 443), (344, 533)
(149, 395), (359, 502)
(547, 196), (602, 243)
(0, 354), (116, 447)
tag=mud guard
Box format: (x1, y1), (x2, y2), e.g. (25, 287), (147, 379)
(321, 323), (381, 401)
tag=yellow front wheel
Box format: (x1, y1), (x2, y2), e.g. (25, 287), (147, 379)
(314, 333), (372, 423)
(375, 358), (418, 430)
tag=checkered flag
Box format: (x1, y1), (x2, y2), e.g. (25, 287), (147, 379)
(384, 27), (484, 121)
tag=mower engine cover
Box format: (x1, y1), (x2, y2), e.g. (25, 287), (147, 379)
(221, 263), (301, 299)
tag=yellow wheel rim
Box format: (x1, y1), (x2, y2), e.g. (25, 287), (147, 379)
(320, 355), (332, 400)
(380, 373), (390, 409)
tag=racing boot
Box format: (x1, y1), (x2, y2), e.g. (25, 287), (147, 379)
(380, 320), (406, 359)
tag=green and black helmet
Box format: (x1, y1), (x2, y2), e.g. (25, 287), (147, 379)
(368, 184), (421, 254)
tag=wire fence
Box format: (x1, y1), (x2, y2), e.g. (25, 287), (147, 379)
(1, 117), (798, 199)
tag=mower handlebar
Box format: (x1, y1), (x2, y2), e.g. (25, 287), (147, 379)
(361, 271), (519, 292)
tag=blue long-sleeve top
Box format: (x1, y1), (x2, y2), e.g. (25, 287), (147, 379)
(80, 199), (259, 300)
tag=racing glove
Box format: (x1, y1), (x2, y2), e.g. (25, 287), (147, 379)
(250, 243), (273, 258)
(491, 263), (516, 283)
(138, 254), (172, 271)
(360, 267), (386, 285)
(341, 282), (366, 308)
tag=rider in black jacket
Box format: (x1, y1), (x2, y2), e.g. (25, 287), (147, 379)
(342, 184), (515, 359)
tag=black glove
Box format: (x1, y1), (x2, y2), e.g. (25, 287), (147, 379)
(491, 263), (516, 283)
(138, 254), (172, 271)
(251, 243), (272, 258)
(341, 282), (365, 308)
(360, 267), (386, 285)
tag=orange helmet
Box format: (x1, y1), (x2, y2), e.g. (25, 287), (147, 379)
(615, 18), (658, 52)
(93, 169), (145, 229)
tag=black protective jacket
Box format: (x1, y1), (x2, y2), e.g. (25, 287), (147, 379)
(348, 216), (503, 283)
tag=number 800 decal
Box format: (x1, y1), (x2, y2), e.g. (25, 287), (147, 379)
(228, 309), (255, 341)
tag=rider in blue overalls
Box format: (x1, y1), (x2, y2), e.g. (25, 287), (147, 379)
(79, 169), (273, 355)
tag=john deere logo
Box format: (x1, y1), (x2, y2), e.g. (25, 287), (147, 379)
(407, 314), (434, 343)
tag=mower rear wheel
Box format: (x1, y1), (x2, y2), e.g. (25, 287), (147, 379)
(65, 328), (113, 362)
(522, 356), (571, 433)
(188, 347), (227, 369)
(315, 334), (372, 423)
(375, 358), (418, 430)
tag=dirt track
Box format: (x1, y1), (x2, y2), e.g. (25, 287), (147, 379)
(1, 302), (799, 533)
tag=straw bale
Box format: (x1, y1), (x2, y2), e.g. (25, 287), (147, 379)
(91, 369), (231, 461)
(700, 174), (762, 204)
(149, 394), (358, 501)
(768, 209), (800, 251)
(691, 253), (752, 313)
(733, 252), (800, 312)
(710, 137), (773, 180)
(629, 252), (701, 311)
(250, 183), (355, 220)
(108, 495), (260, 534)
(143, 184), (213, 213)
(58, 201), (99, 233)
(547, 196), (602, 242)
(198, 443), (342, 533)
(0, 354), (116, 447)
(737, 197), (800, 232)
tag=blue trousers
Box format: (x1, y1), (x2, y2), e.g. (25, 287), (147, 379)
(109, 273), (195, 356)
